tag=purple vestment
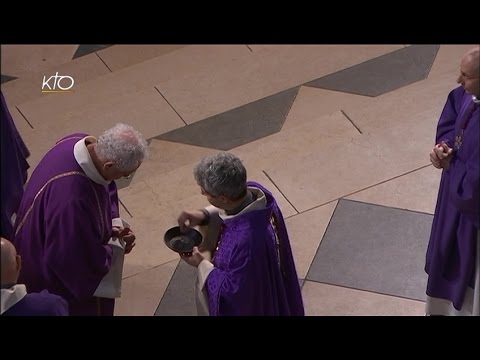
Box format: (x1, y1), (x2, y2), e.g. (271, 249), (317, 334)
(206, 181), (305, 316)
(1, 91), (30, 240)
(13, 133), (119, 316)
(2, 289), (69, 316)
(425, 86), (480, 310)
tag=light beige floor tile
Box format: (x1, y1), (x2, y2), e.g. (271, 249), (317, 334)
(228, 111), (361, 213)
(114, 260), (178, 316)
(285, 202), (337, 279)
(233, 110), (360, 171)
(1, 45), (78, 78)
(118, 180), (179, 276)
(138, 164), (201, 207)
(246, 168), (297, 218)
(346, 165), (441, 214)
(13, 45), (250, 110)
(118, 179), (162, 215)
(132, 139), (218, 182)
(282, 86), (372, 130)
(118, 205), (183, 277)
(1, 53), (111, 106)
(18, 86), (185, 143)
(302, 281), (426, 316)
(262, 111), (435, 212)
(343, 70), (457, 134)
(156, 45), (404, 124)
(97, 45), (186, 72)
(118, 177), (207, 277)
(248, 45), (403, 59)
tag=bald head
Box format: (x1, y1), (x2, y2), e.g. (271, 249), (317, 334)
(463, 47), (479, 73)
(1, 237), (21, 285)
(458, 47), (480, 97)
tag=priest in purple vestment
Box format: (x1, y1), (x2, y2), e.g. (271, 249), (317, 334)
(13, 123), (148, 316)
(1, 237), (68, 316)
(177, 152), (304, 316)
(1, 91), (30, 240)
(425, 47), (480, 316)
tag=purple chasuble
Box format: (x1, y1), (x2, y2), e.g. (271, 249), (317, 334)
(425, 86), (480, 310)
(2, 289), (69, 316)
(1, 91), (30, 239)
(13, 133), (119, 316)
(206, 181), (305, 316)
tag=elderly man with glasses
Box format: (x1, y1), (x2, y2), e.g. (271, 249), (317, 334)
(13, 123), (148, 316)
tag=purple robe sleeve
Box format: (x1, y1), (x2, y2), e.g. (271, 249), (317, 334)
(1, 91), (30, 239)
(45, 198), (113, 303)
(51, 296), (69, 316)
(37, 290), (70, 316)
(206, 238), (256, 316)
(435, 87), (464, 147)
(447, 128), (480, 227)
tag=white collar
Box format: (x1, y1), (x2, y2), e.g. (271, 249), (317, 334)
(472, 95), (480, 104)
(73, 136), (111, 186)
(219, 187), (267, 220)
(1, 284), (27, 314)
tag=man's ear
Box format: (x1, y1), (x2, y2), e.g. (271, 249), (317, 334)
(16, 255), (22, 273)
(218, 195), (230, 204)
(103, 161), (114, 171)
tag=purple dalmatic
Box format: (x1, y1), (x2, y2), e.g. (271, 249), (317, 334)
(2, 288), (69, 316)
(13, 133), (119, 316)
(0, 91), (30, 240)
(425, 86), (480, 310)
(206, 181), (305, 316)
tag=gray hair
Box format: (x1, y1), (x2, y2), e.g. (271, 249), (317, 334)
(96, 123), (149, 172)
(194, 152), (247, 200)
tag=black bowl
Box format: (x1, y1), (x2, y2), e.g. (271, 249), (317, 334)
(164, 226), (202, 255)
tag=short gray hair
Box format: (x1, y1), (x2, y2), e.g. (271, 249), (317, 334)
(194, 152), (247, 200)
(96, 123), (149, 172)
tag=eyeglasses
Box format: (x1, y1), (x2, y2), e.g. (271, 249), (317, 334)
(115, 166), (135, 179)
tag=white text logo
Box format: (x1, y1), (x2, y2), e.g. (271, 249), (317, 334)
(42, 72), (75, 93)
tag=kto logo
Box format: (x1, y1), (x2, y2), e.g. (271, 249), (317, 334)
(42, 72), (75, 93)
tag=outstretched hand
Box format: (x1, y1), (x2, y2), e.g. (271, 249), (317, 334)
(180, 246), (212, 267)
(177, 209), (207, 232)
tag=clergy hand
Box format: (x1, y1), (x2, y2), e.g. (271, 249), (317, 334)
(178, 210), (207, 232)
(112, 227), (136, 254)
(122, 230), (136, 254)
(430, 143), (454, 169)
(180, 246), (205, 267)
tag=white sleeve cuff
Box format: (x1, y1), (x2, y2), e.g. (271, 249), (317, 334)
(112, 217), (131, 228)
(197, 259), (215, 290)
(112, 217), (123, 227)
